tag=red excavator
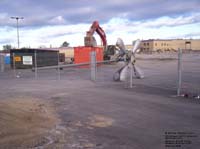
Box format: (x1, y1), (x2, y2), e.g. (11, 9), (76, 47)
(84, 21), (117, 60)
(84, 21), (107, 49)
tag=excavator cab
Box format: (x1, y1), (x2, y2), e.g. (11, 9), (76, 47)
(84, 21), (107, 49)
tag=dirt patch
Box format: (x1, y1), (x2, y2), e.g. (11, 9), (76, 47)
(0, 96), (60, 148)
(88, 115), (114, 128)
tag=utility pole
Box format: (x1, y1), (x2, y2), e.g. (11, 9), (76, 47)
(10, 16), (24, 49)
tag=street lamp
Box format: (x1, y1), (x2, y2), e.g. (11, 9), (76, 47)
(10, 16), (24, 49)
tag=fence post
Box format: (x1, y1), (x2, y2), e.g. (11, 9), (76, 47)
(0, 54), (5, 73)
(129, 54), (134, 88)
(13, 53), (16, 77)
(34, 50), (38, 79)
(57, 51), (60, 80)
(130, 63), (133, 88)
(90, 50), (96, 81)
(177, 48), (182, 96)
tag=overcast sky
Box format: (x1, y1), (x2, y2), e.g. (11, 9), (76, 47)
(0, 0), (200, 49)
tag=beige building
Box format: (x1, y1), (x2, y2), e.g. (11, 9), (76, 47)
(58, 47), (74, 58)
(45, 47), (74, 63)
(140, 39), (200, 52)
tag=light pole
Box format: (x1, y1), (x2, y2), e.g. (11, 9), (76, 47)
(11, 16), (24, 49)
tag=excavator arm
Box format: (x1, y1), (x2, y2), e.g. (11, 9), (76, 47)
(84, 21), (107, 49)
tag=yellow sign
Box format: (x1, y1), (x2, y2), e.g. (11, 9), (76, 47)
(14, 56), (21, 62)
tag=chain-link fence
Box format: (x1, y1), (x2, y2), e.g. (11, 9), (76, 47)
(132, 50), (200, 98)
(179, 51), (200, 98)
(5, 50), (114, 82)
(0, 50), (199, 98)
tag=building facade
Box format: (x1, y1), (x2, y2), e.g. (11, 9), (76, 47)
(140, 39), (200, 52)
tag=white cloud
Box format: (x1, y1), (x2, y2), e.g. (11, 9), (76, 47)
(16, 24), (90, 48)
(0, 13), (7, 19)
(0, 13), (10, 25)
(0, 13), (200, 49)
(140, 13), (200, 28)
(48, 16), (66, 25)
(103, 13), (200, 44)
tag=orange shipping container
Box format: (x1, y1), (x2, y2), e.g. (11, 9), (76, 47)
(74, 47), (103, 65)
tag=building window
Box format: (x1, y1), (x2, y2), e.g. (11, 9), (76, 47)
(144, 43), (146, 46)
(147, 43), (149, 46)
(155, 43), (157, 46)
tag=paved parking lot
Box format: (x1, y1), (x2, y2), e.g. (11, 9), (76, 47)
(0, 53), (199, 148)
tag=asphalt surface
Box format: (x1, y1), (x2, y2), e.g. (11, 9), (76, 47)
(0, 52), (200, 149)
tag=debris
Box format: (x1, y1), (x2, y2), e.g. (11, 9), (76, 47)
(184, 93), (189, 98)
(180, 93), (189, 98)
(180, 93), (200, 99)
(193, 95), (200, 99)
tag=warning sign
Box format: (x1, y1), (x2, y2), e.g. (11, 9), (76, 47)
(14, 56), (21, 62)
(23, 56), (32, 65)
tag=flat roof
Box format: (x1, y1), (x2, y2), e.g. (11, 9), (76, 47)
(10, 48), (59, 52)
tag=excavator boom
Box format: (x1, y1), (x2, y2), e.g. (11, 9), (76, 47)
(84, 21), (107, 48)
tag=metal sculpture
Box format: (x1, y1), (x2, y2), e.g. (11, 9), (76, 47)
(113, 38), (144, 81)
